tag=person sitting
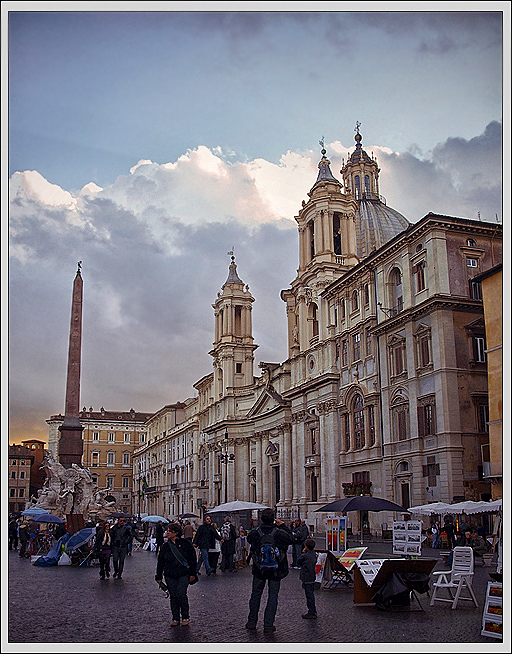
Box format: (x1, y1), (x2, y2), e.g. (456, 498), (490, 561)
(469, 529), (487, 561)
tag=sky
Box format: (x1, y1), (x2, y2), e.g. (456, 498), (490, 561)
(4, 4), (508, 445)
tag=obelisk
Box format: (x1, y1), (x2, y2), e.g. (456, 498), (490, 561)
(58, 262), (84, 467)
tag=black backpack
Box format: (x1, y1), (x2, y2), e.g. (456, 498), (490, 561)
(253, 527), (283, 574)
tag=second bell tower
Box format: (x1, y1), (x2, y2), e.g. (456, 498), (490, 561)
(210, 254), (258, 402)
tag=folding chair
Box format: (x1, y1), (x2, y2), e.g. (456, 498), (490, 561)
(430, 546), (478, 609)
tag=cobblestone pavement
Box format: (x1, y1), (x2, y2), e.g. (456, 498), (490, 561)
(5, 541), (507, 648)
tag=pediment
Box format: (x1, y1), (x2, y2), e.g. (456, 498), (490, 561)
(247, 385), (287, 419)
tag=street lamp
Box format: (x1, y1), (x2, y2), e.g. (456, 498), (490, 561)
(219, 429), (235, 503)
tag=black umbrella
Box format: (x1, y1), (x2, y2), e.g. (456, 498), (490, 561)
(179, 513), (199, 519)
(316, 495), (410, 545)
(316, 496), (409, 514)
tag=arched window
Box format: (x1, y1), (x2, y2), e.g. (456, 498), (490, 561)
(391, 393), (409, 442)
(351, 290), (359, 312)
(353, 394), (365, 449)
(364, 175), (371, 197)
(354, 175), (361, 200)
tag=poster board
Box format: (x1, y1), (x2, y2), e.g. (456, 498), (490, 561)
(338, 547), (368, 571)
(393, 520), (422, 556)
(314, 552), (328, 584)
(481, 581), (503, 639)
(326, 517), (347, 556)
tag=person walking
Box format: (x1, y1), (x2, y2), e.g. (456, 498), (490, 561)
(154, 520), (165, 556)
(110, 517), (132, 579)
(245, 508), (294, 633)
(208, 522), (222, 574)
(183, 521), (195, 542)
(220, 516), (238, 572)
(93, 522), (112, 579)
(9, 518), (19, 551)
(193, 515), (220, 576)
(155, 522), (197, 627)
(18, 520), (29, 558)
(444, 518), (456, 549)
(297, 538), (318, 619)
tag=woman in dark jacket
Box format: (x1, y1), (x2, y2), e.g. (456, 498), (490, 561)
(94, 522), (112, 579)
(155, 522), (197, 626)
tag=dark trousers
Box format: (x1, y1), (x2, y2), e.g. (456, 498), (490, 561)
(165, 575), (190, 621)
(247, 576), (281, 629)
(303, 581), (317, 615)
(9, 534), (18, 550)
(112, 546), (127, 576)
(19, 539), (29, 557)
(98, 551), (111, 578)
(221, 552), (234, 572)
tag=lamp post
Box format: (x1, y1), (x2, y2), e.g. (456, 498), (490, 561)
(219, 429), (235, 503)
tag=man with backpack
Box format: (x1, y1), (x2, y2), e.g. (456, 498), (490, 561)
(245, 508), (294, 633)
(220, 516), (238, 573)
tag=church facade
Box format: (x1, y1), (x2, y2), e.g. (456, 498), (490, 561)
(52, 129), (502, 535)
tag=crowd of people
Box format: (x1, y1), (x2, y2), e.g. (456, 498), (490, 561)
(428, 517), (490, 565)
(155, 510), (316, 631)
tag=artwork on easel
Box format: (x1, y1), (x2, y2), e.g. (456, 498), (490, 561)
(393, 520), (422, 556)
(326, 517), (347, 556)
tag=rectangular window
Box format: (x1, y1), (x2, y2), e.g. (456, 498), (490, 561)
(10, 489), (16, 497)
(20, 470), (25, 479)
(123, 452), (130, 466)
(391, 341), (406, 376)
(478, 404), (489, 433)
(341, 340), (348, 366)
(417, 334), (431, 368)
(413, 260), (426, 292)
(124, 433), (130, 443)
(92, 431), (99, 441)
(466, 257), (478, 267)
(107, 452), (115, 466)
(122, 477), (129, 489)
(235, 363), (243, 374)
(423, 456), (440, 487)
(353, 333), (361, 361)
(418, 403), (436, 437)
(108, 432), (115, 442)
(474, 336), (486, 362)
(469, 281), (483, 299)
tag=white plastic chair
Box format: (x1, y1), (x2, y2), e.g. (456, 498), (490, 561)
(430, 546), (478, 609)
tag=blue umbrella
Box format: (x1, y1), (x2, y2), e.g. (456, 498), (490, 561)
(29, 514), (64, 524)
(21, 507), (50, 516)
(65, 527), (96, 553)
(141, 515), (169, 523)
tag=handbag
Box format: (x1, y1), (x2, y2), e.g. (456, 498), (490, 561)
(168, 542), (199, 584)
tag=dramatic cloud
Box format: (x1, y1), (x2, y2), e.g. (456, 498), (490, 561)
(8, 123), (503, 442)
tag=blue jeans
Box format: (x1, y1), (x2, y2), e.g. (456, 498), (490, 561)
(247, 576), (281, 629)
(197, 548), (212, 574)
(303, 582), (316, 615)
(165, 575), (190, 621)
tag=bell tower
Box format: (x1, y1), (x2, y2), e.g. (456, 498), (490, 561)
(282, 140), (358, 357)
(210, 253), (258, 401)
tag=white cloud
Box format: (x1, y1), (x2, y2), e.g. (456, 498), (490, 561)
(8, 124), (503, 442)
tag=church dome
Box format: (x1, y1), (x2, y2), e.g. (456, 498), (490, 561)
(355, 197), (410, 259)
(341, 124), (411, 258)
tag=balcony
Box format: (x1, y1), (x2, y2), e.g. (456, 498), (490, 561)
(342, 481), (372, 497)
